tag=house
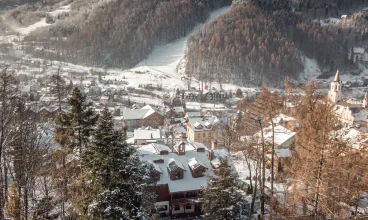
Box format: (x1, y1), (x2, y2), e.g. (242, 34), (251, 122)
(203, 90), (227, 102)
(122, 105), (164, 131)
(351, 47), (365, 63)
(255, 124), (296, 150)
(254, 124), (296, 178)
(138, 138), (232, 218)
(133, 127), (164, 145)
(186, 116), (217, 147)
(183, 91), (200, 101)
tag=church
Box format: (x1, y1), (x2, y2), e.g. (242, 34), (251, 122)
(328, 70), (368, 128)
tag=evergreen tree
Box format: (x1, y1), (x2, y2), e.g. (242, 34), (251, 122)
(235, 88), (243, 98)
(80, 107), (157, 219)
(53, 87), (98, 218)
(56, 87), (98, 158)
(202, 159), (249, 220)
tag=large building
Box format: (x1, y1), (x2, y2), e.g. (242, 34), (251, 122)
(327, 70), (368, 127)
(186, 116), (217, 147)
(122, 105), (164, 131)
(137, 139), (231, 218)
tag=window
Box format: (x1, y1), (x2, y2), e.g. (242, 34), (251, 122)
(197, 170), (204, 177)
(203, 133), (205, 137)
(157, 205), (167, 211)
(174, 205), (180, 211)
(186, 204), (192, 209)
(208, 133), (211, 137)
(186, 192), (197, 198)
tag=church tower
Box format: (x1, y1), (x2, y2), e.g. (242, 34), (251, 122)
(363, 91), (368, 108)
(328, 70), (343, 103)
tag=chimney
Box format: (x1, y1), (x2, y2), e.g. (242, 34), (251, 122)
(180, 134), (183, 142)
(212, 141), (217, 150)
(208, 150), (214, 161)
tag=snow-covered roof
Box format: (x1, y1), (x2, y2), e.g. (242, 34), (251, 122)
(138, 143), (171, 154)
(138, 144), (232, 193)
(188, 158), (207, 170)
(168, 158), (185, 172)
(256, 125), (296, 148)
(134, 128), (162, 140)
(122, 105), (161, 120)
(339, 128), (368, 150)
(173, 106), (185, 113)
(185, 112), (202, 118)
(353, 47), (365, 54)
(188, 116), (217, 132)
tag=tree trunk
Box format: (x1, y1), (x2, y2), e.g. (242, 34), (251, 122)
(259, 120), (266, 219)
(270, 115), (275, 219)
(251, 160), (258, 214)
(313, 147), (325, 219)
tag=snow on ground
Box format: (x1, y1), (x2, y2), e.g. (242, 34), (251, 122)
(299, 56), (322, 81)
(313, 17), (341, 26)
(232, 152), (287, 193)
(186, 102), (227, 111)
(135, 6), (232, 90)
(17, 18), (51, 36)
(47, 4), (71, 17)
(11, 4), (72, 37)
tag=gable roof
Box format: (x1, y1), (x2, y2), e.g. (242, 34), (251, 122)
(122, 105), (161, 120)
(138, 144), (233, 193)
(256, 125), (296, 147)
(134, 128), (162, 140)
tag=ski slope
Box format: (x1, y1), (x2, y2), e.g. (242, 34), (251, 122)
(135, 6), (232, 88)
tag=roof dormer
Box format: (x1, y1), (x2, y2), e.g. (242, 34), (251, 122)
(167, 158), (185, 180)
(204, 121), (212, 129)
(194, 121), (202, 129)
(188, 158), (207, 178)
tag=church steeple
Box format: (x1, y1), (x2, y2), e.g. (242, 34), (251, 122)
(334, 69), (340, 82)
(363, 91), (368, 108)
(328, 69), (343, 103)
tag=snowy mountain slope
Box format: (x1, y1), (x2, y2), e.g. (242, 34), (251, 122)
(135, 6), (232, 85)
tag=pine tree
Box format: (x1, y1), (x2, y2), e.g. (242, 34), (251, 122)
(202, 159), (249, 220)
(54, 87), (98, 218)
(5, 183), (22, 220)
(80, 107), (157, 219)
(56, 87), (98, 159)
(235, 88), (243, 98)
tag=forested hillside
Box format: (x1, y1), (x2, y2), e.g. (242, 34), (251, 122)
(186, 4), (303, 86)
(186, 0), (368, 86)
(43, 0), (232, 68)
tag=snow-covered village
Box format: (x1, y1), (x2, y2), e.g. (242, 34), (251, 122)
(0, 0), (368, 220)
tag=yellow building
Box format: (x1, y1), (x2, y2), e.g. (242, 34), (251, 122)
(186, 117), (215, 147)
